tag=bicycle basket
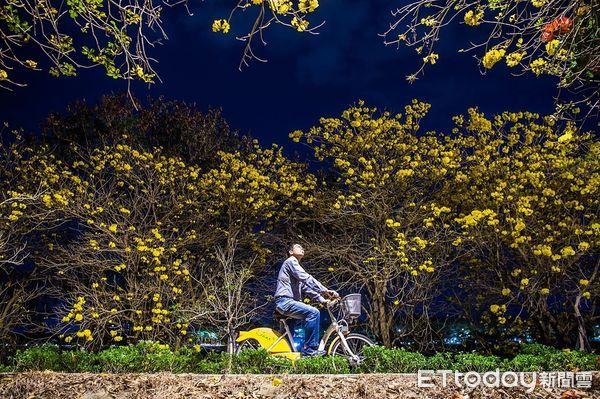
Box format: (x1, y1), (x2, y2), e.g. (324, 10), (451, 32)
(341, 294), (362, 319)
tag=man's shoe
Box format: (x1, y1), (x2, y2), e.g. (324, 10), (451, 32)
(301, 348), (326, 357)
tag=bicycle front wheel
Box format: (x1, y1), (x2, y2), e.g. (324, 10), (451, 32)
(328, 333), (375, 365)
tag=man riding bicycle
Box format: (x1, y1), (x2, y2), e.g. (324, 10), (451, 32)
(274, 243), (339, 356)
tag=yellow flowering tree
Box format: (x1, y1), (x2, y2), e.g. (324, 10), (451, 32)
(5, 109), (315, 351)
(382, 0), (599, 116)
(194, 142), (317, 351)
(0, 131), (62, 351)
(289, 100), (461, 348)
(12, 141), (214, 349)
(446, 107), (599, 351)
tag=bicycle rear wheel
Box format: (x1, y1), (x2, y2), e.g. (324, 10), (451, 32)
(235, 338), (260, 354)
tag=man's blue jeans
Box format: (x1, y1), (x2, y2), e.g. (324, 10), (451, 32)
(274, 297), (320, 351)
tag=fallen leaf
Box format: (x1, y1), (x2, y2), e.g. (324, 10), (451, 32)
(561, 389), (578, 399)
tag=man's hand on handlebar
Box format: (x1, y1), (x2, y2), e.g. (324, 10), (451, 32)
(324, 290), (340, 300)
(321, 293), (341, 307)
(321, 299), (337, 307)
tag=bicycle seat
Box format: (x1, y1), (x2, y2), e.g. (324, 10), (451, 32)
(273, 308), (294, 321)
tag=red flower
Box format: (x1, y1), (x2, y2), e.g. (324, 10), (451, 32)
(556, 16), (573, 33)
(540, 30), (554, 43)
(541, 15), (573, 42)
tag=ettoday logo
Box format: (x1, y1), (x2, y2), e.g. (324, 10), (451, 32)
(417, 370), (594, 393)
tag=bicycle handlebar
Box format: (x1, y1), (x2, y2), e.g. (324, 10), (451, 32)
(326, 297), (341, 308)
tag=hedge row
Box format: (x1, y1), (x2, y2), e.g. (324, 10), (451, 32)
(1, 342), (598, 374)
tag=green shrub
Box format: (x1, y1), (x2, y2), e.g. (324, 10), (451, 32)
(3, 344), (597, 374)
(425, 351), (455, 370)
(453, 353), (501, 372)
(96, 341), (198, 373)
(501, 354), (545, 372)
(97, 345), (144, 373)
(505, 347), (598, 371)
(60, 349), (100, 372)
(231, 349), (292, 374)
(193, 351), (227, 373)
(0, 363), (13, 372)
(134, 341), (186, 372)
(169, 347), (196, 373)
(545, 350), (599, 371)
(518, 343), (560, 356)
(359, 346), (427, 373)
(11, 344), (62, 371)
(295, 356), (350, 374)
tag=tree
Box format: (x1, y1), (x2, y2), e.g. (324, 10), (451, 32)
(445, 107), (599, 351)
(0, 130), (59, 356)
(288, 100), (461, 349)
(189, 142), (317, 351)
(0, 0), (166, 91)
(42, 94), (248, 167)
(381, 0), (599, 119)
(12, 140), (212, 349)
(0, 0), (322, 92)
(195, 235), (265, 356)
(7, 115), (316, 350)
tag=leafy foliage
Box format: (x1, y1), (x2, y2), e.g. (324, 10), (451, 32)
(4, 344), (598, 373)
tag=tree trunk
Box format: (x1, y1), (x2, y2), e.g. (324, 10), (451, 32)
(370, 283), (392, 347)
(574, 295), (592, 352)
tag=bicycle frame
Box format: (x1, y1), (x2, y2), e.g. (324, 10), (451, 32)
(319, 301), (360, 363)
(274, 300), (358, 360)
(239, 299), (360, 362)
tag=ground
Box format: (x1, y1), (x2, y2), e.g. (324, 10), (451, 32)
(1, 372), (599, 398)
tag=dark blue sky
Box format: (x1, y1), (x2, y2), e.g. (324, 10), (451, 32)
(1, 0), (558, 148)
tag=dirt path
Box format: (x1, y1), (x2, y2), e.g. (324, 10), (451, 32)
(1, 372), (599, 398)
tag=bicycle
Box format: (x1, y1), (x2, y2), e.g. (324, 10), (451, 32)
(235, 293), (375, 366)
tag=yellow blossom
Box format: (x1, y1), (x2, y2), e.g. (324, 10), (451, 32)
(464, 9), (484, 26)
(212, 19), (231, 33)
(298, 0), (318, 12)
(269, 0), (292, 14)
(291, 17), (309, 32)
(582, 292), (591, 300)
(530, 59), (546, 76)
(560, 246), (575, 257)
(506, 52), (525, 67)
(423, 53), (439, 65)
(482, 49), (505, 69)
(545, 40), (560, 56)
